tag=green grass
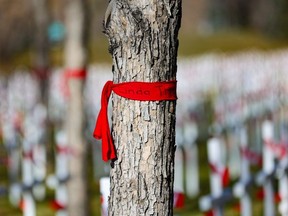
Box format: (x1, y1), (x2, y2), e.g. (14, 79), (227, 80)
(178, 30), (288, 57)
(1, 29), (288, 72)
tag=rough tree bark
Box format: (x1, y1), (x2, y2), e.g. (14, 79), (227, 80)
(105, 0), (182, 215)
(64, 0), (88, 215)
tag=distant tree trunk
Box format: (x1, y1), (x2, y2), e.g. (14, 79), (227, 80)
(64, 0), (88, 215)
(207, 0), (252, 29)
(207, 0), (229, 29)
(31, 0), (50, 102)
(105, 0), (181, 215)
(250, 0), (275, 33)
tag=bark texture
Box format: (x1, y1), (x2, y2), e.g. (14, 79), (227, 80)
(105, 0), (181, 215)
(64, 0), (88, 215)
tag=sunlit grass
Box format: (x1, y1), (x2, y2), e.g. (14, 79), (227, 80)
(178, 30), (288, 57)
(1, 30), (288, 72)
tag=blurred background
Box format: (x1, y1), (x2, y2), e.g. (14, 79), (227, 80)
(1, 0), (288, 68)
(1, 0), (288, 215)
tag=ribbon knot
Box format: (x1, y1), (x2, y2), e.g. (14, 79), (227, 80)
(93, 80), (177, 162)
(93, 81), (115, 162)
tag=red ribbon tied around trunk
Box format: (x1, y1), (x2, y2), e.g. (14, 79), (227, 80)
(93, 80), (177, 162)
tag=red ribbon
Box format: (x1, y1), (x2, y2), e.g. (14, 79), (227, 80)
(240, 146), (262, 166)
(65, 68), (87, 80)
(204, 210), (214, 216)
(61, 68), (87, 98)
(50, 200), (66, 211)
(264, 139), (287, 159)
(93, 80), (177, 162)
(23, 150), (34, 160)
(19, 199), (25, 211)
(209, 163), (230, 187)
(56, 145), (75, 155)
(173, 192), (185, 208)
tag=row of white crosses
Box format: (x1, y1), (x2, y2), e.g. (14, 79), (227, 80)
(0, 68), (74, 216)
(277, 117), (288, 216)
(41, 50), (288, 215)
(0, 75), (22, 207)
(174, 118), (200, 208)
(83, 50), (288, 213)
(178, 49), (288, 196)
(255, 119), (288, 216)
(208, 72), (287, 216)
(0, 72), (48, 216)
(48, 67), (76, 215)
(199, 118), (288, 216)
(22, 103), (48, 216)
(199, 136), (232, 216)
(233, 126), (254, 216)
(1, 49), (288, 214)
(46, 130), (69, 216)
(193, 51), (288, 215)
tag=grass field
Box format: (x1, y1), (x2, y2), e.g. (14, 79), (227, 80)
(1, 30), (287, 72)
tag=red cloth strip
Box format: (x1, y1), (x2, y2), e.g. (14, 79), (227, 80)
(62, 68), (87, 98)
(240, 146), (262, 166)
(50, 200), (66, 211)
(65, 68), (87, 79)
(264, 139), (287, 159)
(23, 150), (34, 160)
(56, 145), (74, 155)
(173, 192), (185, 208)
(209, 163), (230, 187)
(93, 80), (177, 162)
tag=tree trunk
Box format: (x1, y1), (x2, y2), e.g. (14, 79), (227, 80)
(105, 0), (181, 215)
(64, 0), (88, 215)
(31, 0), (50, 102)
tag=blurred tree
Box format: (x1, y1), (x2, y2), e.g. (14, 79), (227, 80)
(206, 0), (288, 38)
(63, 0), (89, 215)
(206, 0), (230, 30)
(206, 0), (253, 30)
(275, 0), (288, 38)
(103, 0), (181, 215)
(31, 0), (50, 102)
(251, 0), (278, 35)
(226, 0), (252, 27)
(250, 0), (288, 38)
(0, 0), (34, 60)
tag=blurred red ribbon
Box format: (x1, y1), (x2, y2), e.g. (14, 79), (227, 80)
(61, 68), (87, 98)
(65, 68), (87, 79)
(50, 200), (66, 211)
(264, 139), (287, 159)
(209, 162), (230, 187)
(93, 80), (177, 162)
(240, 146), (262, 166)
